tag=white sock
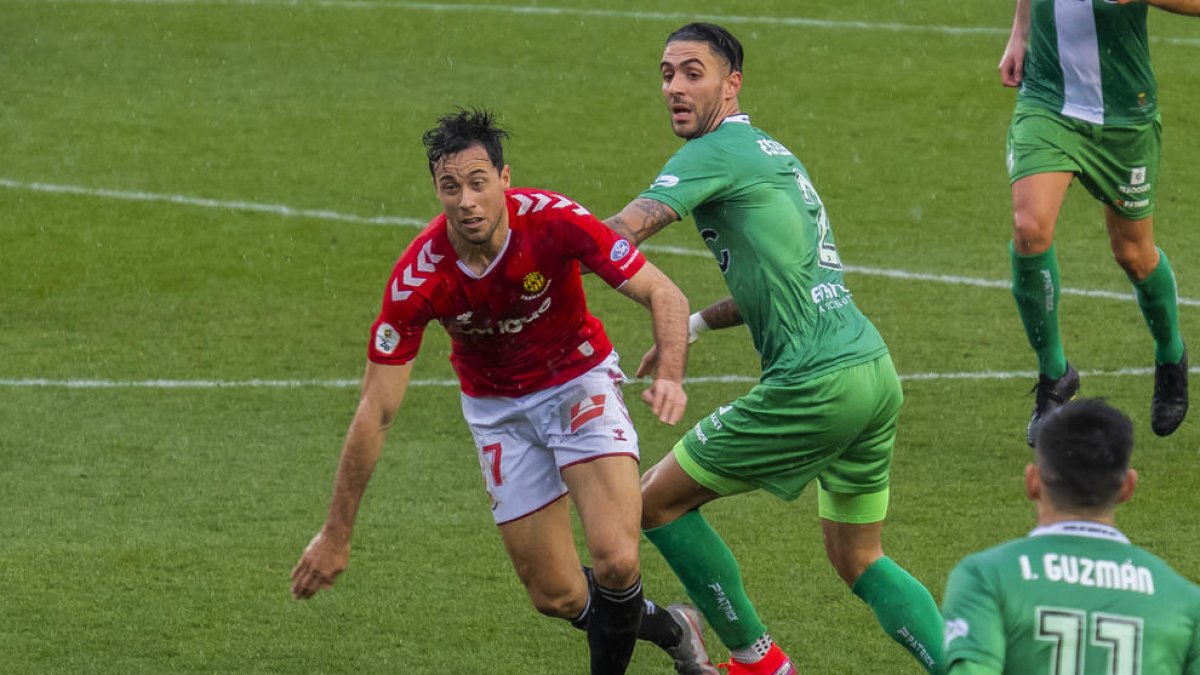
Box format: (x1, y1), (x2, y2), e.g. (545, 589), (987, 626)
(731, 633), (773, 663)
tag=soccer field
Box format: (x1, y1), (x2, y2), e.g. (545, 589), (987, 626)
(3, 1), (1199, 672)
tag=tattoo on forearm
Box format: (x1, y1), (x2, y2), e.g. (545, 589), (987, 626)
(605, 199), (678, 244)
(632, 199), (679, 233)
(603, 215), (636, 243)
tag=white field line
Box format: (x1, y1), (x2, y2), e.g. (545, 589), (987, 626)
(5, 177), (1194, 307)
(0, 178), (425, 228)
(0, 367), (1178, 389)
(21, 0), (1200, 47)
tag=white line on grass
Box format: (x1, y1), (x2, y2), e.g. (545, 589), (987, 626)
(5, 176), (1195, 307)
(0, 367), (1180, 389)
(23, 0), (1200, 47)
(0, 178), (425, 228)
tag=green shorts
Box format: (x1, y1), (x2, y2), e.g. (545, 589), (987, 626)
(1007, 103), (1161, 220)
(674, 354), (902, 523)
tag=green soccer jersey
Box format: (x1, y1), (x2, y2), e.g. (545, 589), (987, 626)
(1020, 0), (1156, 126)
(943, 521), (1200, 674)
(639, 114), (888, 385)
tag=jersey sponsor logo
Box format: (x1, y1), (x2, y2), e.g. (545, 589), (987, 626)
(458, 297), (553, 336)
(810, 282), (853, 313)
(610, 239), (631, 262)
(567, 394), (607, 433)
(944, 618), (970, 649)
(392, 240), (444, 301)
(374, 323), (399, 355)
(649, 174), (679, 189)
(512, 192), (589, 216)
(1023, 553), (1156, 595)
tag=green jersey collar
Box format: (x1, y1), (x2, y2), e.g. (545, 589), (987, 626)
(1030, 521), (1130, 544)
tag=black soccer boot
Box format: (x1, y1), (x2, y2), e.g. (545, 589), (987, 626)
(1026, 363), (1080, 447)
(1152, 347), (1188, 437)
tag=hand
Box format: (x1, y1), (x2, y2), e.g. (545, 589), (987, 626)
(998, 39), (1025, 87)
(641, 378), (687, 425)
(290, 530), (349, 599)
(636, 343), (659, 379)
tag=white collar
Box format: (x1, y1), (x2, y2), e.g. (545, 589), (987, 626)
(1029, 521), (1130, 544)
(721, 113), (750, 126)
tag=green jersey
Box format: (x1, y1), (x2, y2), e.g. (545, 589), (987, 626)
(639, 114), (887, 385)
(1021, 0), (1156, 126)
(943, 521), (1200, 674)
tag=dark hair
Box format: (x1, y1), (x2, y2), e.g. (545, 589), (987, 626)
(422, 107), (509, 175)
(666, 22), (744, 73)
(1035, 398), (1134, 510)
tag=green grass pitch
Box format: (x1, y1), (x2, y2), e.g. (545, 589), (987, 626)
(3, 1), (1199, 672)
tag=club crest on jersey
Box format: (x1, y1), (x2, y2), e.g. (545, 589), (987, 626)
(520, 271), (551, 301)
(523, 271), (546, 293)
(563, 394), (607, 433)
(610, 239), (631, 262)
(375, 323), (399, 355)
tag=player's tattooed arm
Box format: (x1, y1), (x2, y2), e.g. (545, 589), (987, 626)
(604, 198), (680, 244)
(698, 296), (743, 330)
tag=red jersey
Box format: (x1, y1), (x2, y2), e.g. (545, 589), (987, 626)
(368, 188), (646, 397)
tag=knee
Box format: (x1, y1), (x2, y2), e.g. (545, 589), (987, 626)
(825, 545), (883, 589)
(1112, 243), (1158, 281)
(640, 500), (675, 530)
(1012, 209), (1054, 254)
(527, 582), (587, 620)
(590, 549), (640, 591)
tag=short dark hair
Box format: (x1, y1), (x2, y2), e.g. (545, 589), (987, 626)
(422, 107), (509, 175)
(666, 22), (743, 73)
(1035, 398), (1134, 510)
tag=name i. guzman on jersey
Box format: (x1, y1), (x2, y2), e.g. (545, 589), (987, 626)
(1018, 553), (1155, 595)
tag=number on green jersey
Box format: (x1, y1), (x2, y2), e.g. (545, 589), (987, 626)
(1036, 607), (1143, 675)
(792, 168), (841, 270)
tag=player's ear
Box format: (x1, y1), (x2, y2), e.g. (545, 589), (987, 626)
(725, 70), (742, 100)
(1115, 468), (1138, 504)
(1024, 463), (1040, 501)
(500, 164), (511, 189)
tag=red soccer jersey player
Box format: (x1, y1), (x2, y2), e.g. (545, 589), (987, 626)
(368, 187), (646, 398)
(293, 110), (718, 674)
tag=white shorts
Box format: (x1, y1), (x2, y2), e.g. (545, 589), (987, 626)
(461, 351), (640, 525)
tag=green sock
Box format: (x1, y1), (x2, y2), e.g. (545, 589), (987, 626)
(1131, 248), (1185, 365)
(851, 557), (944, 675)
(1011, 241), (1067, 379)
(643, 510), (767, 650)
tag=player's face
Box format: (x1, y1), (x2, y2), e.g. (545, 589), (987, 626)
(660, 40), (741, 139)
(433, 144), (511, 249)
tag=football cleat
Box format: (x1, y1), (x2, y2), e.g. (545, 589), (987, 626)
(1152, 347), (1189, 437)
(1027, 363), (1080, 447)
(665, 604), (719, 675)
(716, 644), (796, 675)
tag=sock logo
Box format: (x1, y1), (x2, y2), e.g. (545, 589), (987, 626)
(707, 582), (739, 622)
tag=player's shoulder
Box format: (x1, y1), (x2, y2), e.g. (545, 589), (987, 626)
(1126, 544), (1200, 598)
(386, 215), (453, 307)
(506, 186), (595, 224)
